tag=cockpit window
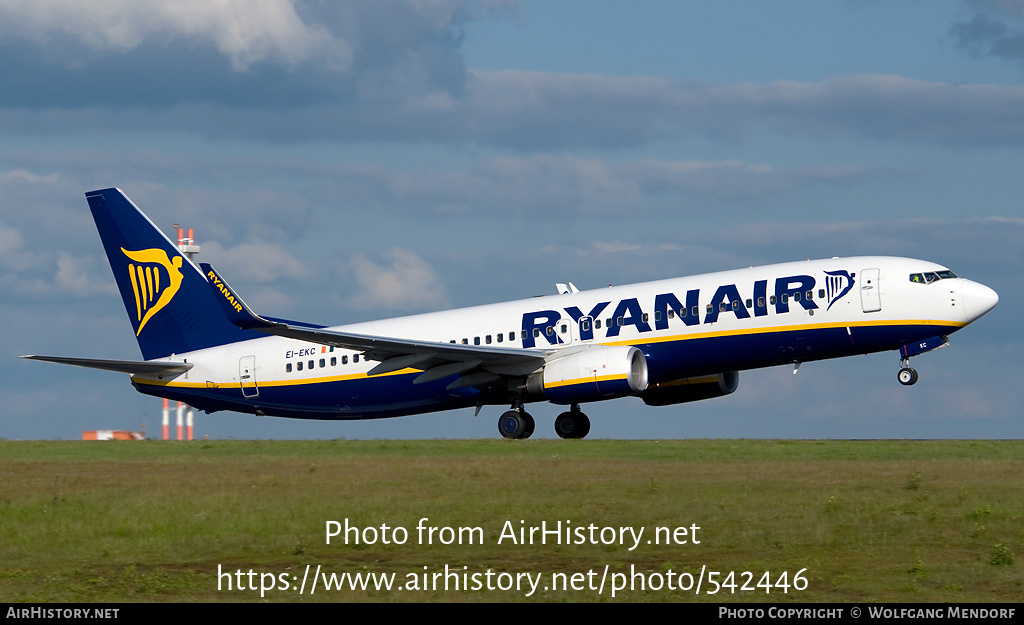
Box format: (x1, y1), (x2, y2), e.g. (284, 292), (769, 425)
(910, 270), (958, 284)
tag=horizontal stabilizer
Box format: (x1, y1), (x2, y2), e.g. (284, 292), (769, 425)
(21, 355), (193, 375)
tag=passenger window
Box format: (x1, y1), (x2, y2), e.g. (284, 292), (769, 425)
(474, 337), (480, 345)
(706, 304), (713, 314)
(770, 295), (777, 305)
(509, 331), (516, 340)
(353, 355), (359, 363)
(462, 338), (468, 344)
(497, 333), (503, 343)
(732, 301), (739, 310)
(667, 309), (674, 319)
(595, 319), (601, 329)
(745, 299), (752, 308)
(617, 317), (624, 326)
(691, 306), (699, 317)
(486, 335), (492, 344)
(546, 327), (554, 336)
(818, 289), (825, 299)
(642, 313), (649, 323)
(655, 311), (662, 321)
(534, 329), (540, 338)
(286, 363), (292, 373)
(342, 355), (348, 365)
(319, 358), (325, 368)
(308, 360), (314, 370)
(720, 302), (728, 312)
(560, 324), (567, 334)
(793, 292), (801, 302)
(582, 319), (590, 332)
(758, 297), (765, 307)
(331, 357), (337, 366)
(297, 361), (303, 371)
(606, 318), (612, 328)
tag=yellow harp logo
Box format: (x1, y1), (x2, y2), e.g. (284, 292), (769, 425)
(122, 247), (184, 336)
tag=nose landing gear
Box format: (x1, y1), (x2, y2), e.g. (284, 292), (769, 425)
(897, 358), (918, 386)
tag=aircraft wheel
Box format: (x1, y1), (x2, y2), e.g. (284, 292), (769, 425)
(522, 411), (535, 439)
(898, 367), (918, 386)
(498, 410), (529, 439)
(555, 411), (591, 439)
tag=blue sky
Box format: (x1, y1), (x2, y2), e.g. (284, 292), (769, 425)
(0, 0), (1020, 440)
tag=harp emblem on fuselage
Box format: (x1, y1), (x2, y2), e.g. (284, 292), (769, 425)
(121, 247), (184, 335)
(823, 269), (856, 311)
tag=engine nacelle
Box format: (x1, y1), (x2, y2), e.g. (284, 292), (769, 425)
(527, 346), (649, 405)
(641, 371), (739, 406)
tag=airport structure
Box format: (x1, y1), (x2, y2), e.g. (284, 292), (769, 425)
(160, 225), (199, 441)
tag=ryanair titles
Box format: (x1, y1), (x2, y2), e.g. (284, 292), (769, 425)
(521, 272), (852, 348)
(206, 270), (245, 314)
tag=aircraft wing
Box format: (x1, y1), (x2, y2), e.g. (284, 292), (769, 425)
(200, 263), (549, 383)
(21, 355), (193, 375)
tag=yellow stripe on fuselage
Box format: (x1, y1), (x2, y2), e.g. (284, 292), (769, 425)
(133, 367), (424, 389)
(544, 373), (627, 389)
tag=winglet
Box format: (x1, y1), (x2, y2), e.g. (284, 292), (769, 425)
(199, 263), (277, 330)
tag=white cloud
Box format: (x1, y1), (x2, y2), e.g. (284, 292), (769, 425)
(197, 240), (309, 284)
(0, 168), (58, 184)
(0, 0), (350, 70)
(349, 248), (450, 311)
(342, 155), (871, 215)
(54, 252), (117, 297)
(0, 221), (23, 257)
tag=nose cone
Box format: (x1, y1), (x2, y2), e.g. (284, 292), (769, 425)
(961, 279), (999, 322)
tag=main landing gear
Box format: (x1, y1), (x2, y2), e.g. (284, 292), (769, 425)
(497, 402), (591, 439)
(555, 404), (591, 440)
(897, 358), (919, 386)
(498, 407), (535, 439)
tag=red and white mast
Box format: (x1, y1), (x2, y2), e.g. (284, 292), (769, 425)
(160, 224), (201, 441)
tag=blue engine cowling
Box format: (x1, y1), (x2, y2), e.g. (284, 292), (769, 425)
(641, 371), (739, 406)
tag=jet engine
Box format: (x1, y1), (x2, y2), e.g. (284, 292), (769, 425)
(526, 346), (649, 404)
(640, 371), (739, 406)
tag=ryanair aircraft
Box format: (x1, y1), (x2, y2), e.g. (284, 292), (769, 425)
(24, 189), (999, 439)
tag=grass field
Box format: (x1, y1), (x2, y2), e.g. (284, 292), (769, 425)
(0, 439), (1020, 602)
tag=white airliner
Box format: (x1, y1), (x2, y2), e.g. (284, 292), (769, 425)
(24, 189), (999, 439)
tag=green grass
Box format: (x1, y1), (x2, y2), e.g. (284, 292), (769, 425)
(0, 440), (1020, 602)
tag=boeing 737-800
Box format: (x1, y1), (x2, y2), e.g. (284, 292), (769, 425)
(24, 189), (999, 439)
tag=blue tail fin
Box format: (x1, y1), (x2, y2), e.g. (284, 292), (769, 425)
(86, 188), (252, 359)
